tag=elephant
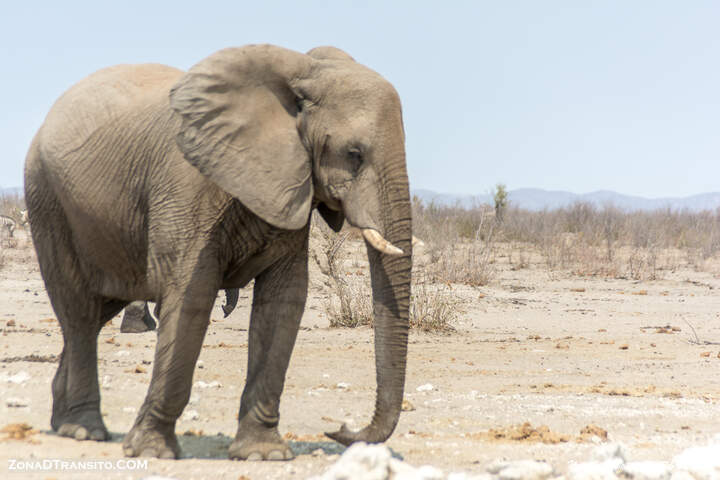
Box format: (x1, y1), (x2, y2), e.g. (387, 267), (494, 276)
(24, 44), (412, 461)
(120, 288), (240, 333)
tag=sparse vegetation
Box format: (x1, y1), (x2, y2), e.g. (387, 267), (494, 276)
(312, 212), (459, 332)
(413, 199), (720, 282)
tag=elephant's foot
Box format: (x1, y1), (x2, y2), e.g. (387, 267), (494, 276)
(120, 303), (156, 333)
(229, 416), (294, 461)
(123, 414), (179, 459)
(51, 408), (109, 441)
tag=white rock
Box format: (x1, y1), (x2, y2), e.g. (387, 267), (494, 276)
(115, 350), (130, 357)
(336, 382), (350, 389)
(592, 444), (627, 463)
(194, 380), (221, 388)
(487, 460), (554, 480)
(6, 397), (29, 407)
(567, 459), (622, 480)
(309, 442), (391, 480)
(182, 409), (199, 421)
(102, 375), (112, 387)
(448, 473), (494, 480)
(309, 442), (444, 480)
(620, 461), (671, 480)
(668, 472), (696, 480)
(1, 371), (31, 384)
(673, 442), (720, 480)
(416, 383), (434, 392)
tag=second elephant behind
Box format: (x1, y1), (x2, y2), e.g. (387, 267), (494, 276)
(120, 289), (240, 333)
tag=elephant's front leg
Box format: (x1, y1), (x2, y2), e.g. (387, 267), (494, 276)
(229, 244), (308, 461)
(123, 281), (216, 459)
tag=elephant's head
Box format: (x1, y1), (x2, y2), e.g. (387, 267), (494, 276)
(169, 44), (411, 445)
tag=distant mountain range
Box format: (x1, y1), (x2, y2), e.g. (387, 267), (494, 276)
(4, 186), (720, 212)
(413, 188), (720, 212)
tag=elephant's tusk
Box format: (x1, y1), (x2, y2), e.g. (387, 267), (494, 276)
(412, 235), (425, 247)
(362, 229), (404, 256)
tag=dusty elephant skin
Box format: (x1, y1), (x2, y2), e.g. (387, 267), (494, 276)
(23, 44), (412, 461)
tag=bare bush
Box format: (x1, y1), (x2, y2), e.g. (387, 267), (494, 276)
(410, 274), (457, 333)
(413, 197), (497, 286)
(311, 221), (373, 329)
(312, 212), (458, 332)
(414, 199), (720, 281)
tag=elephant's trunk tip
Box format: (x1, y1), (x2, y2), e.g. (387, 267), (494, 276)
(325, 423), (389, 447)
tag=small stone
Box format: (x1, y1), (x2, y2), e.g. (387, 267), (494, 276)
(336, 382), (350, 390)
(183, 410), (199, 421)
(416, 383), (434, 392)
(194, 380), (222, 388)
(401, 399), (416, 411)
(6, 319), (15, 327)
(6, 397), (29, 408)
(1, 371), (31, 384)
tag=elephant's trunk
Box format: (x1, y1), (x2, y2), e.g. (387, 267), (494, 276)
(326, 153), (412, 446)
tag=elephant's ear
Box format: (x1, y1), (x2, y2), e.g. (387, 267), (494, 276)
(317, 203), (345, 232)
(306, 46), (355, 62)
(170, 45), (314, 230)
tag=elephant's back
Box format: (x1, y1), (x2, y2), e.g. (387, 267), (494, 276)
(39, 64), (183, 160)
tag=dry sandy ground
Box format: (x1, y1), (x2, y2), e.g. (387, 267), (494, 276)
(2, 230), (720, 479)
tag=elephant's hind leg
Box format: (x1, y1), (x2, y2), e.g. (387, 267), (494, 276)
(26, 169), (114, 442)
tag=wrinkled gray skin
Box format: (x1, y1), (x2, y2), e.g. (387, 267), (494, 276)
(120, 289), (239, 333)
(24, 45), (412, 461)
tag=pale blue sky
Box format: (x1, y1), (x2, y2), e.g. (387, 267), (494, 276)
(1, 1), (718, 198)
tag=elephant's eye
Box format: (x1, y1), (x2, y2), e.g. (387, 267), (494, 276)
(347, 147), (363, 164)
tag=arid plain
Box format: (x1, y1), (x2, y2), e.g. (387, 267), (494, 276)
(2, 214), (720, 479)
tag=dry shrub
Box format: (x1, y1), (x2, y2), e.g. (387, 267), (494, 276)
(312, 212), (458, 332)
(413, 197), (497, 286)
(410, 274), (457, 333)
(311, 222), (373, 329)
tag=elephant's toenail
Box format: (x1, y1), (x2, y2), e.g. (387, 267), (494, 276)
(267, 450), (285, 460)
(74, 427), (88, 440)
(90, 429), (107, 441)
(246, 452), (263, 461)
(159, 449), (176, 459)
(123, 446), (136, 457)
(139, 448), (158, 457)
